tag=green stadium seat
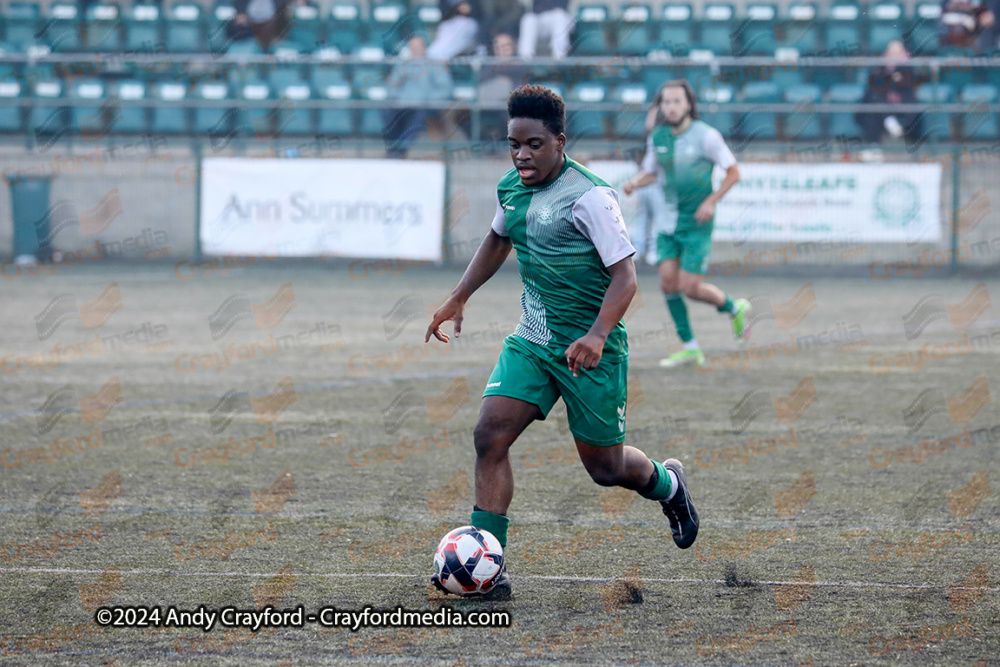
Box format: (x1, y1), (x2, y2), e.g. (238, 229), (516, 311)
(194, 81), (231, 137)
(781, 3), (820, 55)
(287, 3), (324, 52)
(916, 82), (954, 141)
(327, 3), (363, 54)
(358, 83), (388, 136)
(270, 74), (313, 134)
(415, 2), (441, 28)
(236, 79), (271, 137)
(698, 3), (736, 55)
(738, 81), (780, 140)
(868, 1), (904, 54)
(314, 68), (353, 135)
(68, 78), (108, 136)
(698, 86), (736, 138)
(152, 81), (189, 133)
(656, 4), (693, 55)
(207, 2), (237, 54)
(566, 84), (607, 138)
(571, 5), (610, 56)
(370, 0), (411, 54)
(0, 75), (24, 132)
(166, 3), (205, 53)
(41, 3), (81, 52)
(827, 82), (864, 139)
(782, 83), (822, 139)
(905, 3), (940, 55)
(30, 78), (66, 141)
(83, 4), (123, 52)
(958, 84), (999, 140)
(615, 5), (653, 56)
(126, 4), (162, 52)
(3, 2), (41, 49)
(226, 39), (266, 57)
(611, 84), (648, 139)
(737, 3), (778, 56)
(824, 3), (863, 54)
(113, 80), (149, 132)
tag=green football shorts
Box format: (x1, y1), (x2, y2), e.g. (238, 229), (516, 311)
(655, 220), (715, 275)
(483, 334), (628, 446)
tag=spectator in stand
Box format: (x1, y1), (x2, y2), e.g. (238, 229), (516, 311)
(478, 32), (529, 141)
(939, 0), (998, 53)
(382, 34), (455, 158)
(475, 0), (524, 51)
(428, 0), (480, 59)
(229, 0), (306, 49)
(855, 40), (924, 147)
(518, 0), (572, 59)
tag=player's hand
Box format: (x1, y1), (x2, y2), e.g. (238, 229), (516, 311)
(565, 334), (605, 378)
(425, 294), (465, 343)
(623, 180), (636, 196)
(695, 200), (715, 223)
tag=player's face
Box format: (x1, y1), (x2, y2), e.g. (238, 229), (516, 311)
(507, 117), (566, 186)
(659, 86), (691, 126)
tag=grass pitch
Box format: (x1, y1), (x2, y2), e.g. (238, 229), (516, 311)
(0, 261), (997, 665)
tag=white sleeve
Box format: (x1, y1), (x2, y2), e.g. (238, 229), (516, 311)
(703, 127), (737, 169)
(572, 186), (636, 267)
(490, 193), (508, 236)
(641, 134), (657, 173)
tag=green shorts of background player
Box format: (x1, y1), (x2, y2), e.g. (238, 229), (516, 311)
(623, 79), (751, 368)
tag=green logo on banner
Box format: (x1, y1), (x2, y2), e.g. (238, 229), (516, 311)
(874, 178), (920, 227)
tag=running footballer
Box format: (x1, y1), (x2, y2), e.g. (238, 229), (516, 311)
(425, 85), (699, 598)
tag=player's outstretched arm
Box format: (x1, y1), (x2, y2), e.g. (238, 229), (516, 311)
(565, 257), (638, 377)
(695, 164), (740, 223)
(622, 171), (657, 196)
(425, 229), (513, 343)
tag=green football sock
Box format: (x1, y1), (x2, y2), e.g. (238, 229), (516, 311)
(638, 460), (675, 501)
(471, 507), (509, 548)
(665, 293), (693, 343)
(718, 295), (735, 314)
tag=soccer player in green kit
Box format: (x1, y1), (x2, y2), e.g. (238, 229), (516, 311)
(425, 85), (699, 598)
(623, 80), (749, 368)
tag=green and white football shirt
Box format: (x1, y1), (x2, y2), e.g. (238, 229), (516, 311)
(491, 157), (636, 361)
(642, 120), (737, 233)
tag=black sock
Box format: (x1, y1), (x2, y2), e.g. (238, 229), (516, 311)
(638, 467), (659, 496)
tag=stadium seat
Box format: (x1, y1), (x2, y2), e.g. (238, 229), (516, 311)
(566, 84), (607, 138)
(611, 84), (648, 139)
(83, 3), (123, 52)
(571, 5), (610, 56)
(0, 75), (24, 132)
(915, 82), (955, 141)
(698, 86), (736, 137)
(358, 83), (388, 136)
(41, 3), (81, 52)
(236, 79), (271, 138)
(656, 4), (693, 55)
(29, 78), (66, 141)
(207, 2), (237, 54)
(271, 73), (313, 135)
(287, 3), (324, 52)
(958, 84), (998, 140)
(3, 2), (41, 49)
(126, 4), (163, 52)
(697, 3), (737, 55)
(781, 3), (821, 55)
(152, 81), (189, 133)
(824, 2), (863, 54)
(782, 83), (822, 139)
(415, 2), (441, 28)
(738, 81), (780, 140)
(194, 82), (232, 139)
(737, 3), (779, 56)
(614, 5), (653, 56)
(68, 78), (108, 136)
(113, 79), (149, 132)
(315, 68), (353, 135)
(369, 1), (411, 54)
(166, 3), (205, 53)
(905, 3), (940, 55)
(868, 1), (904, 54)
(327, 3), (363, 54)
(827, 82), (864, 138)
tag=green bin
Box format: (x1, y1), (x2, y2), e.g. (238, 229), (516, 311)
(4, 172), (54, 263)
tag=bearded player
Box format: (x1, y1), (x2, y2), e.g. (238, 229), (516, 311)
(425, 85), (699, 599)
(623, 79), (748, 369)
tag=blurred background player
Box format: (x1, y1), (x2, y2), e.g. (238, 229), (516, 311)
(623, 80), (748, 369)
(426, 85), (700, 598)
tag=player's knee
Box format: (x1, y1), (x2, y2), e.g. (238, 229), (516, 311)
(473, 420), (513, 459)
(661, 273), (681, 293)
(680, 278), (701, 299)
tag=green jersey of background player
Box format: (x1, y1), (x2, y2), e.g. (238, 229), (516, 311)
(426, 85), (700, 599)
(623, 79), (750, 369)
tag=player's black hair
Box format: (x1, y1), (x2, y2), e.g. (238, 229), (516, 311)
(507, 84), (565, 136)
(653, 79), (699, 121)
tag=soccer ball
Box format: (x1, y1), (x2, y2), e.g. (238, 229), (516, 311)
(432, 526), (504, 596)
